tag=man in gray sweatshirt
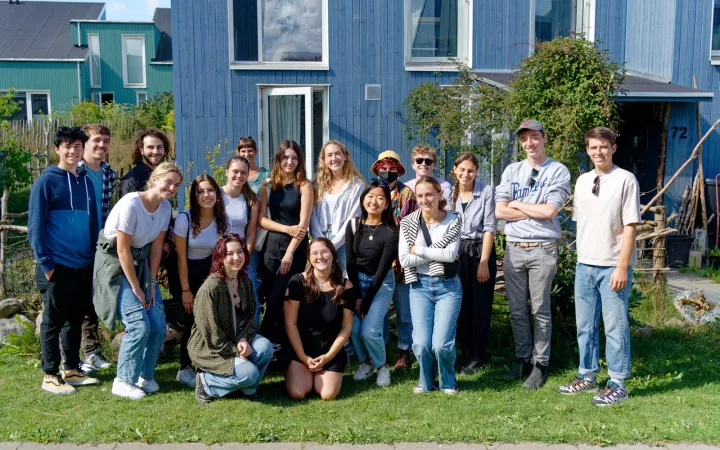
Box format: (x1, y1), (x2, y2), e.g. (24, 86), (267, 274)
(495, 120), (571, 389)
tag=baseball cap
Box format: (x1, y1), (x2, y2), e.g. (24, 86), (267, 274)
(515, 119), (545, 136)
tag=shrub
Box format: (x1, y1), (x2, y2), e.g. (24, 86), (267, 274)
(134, 92), (174, 132)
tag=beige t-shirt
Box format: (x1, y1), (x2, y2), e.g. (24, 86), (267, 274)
(573, 166), (641, 266)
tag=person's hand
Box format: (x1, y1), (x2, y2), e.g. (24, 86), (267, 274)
(302, 355), (315, 369)
(280, 253), (293, 275)
(182, 290), (194, 314)
(309, 354), (329, 372)
(477, 260), (490, 283)
(237, 338), (253, 358)
(409, 244), (416, 255)
(162, 242), (170, 258)
(355, 299), (366, 319)
(286, 225), (307, 239)
(610, 266), (629, 291)
(132, 284), (148, 309)
(44, 269), (54, 281)
(507, 200), (520, 209)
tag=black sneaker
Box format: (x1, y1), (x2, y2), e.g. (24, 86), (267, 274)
(522, 363), (548, 389)
(591, 381), (628, 406)
(194, 371), (213, 405)
(460, 359), (484, 376)
(503, 359), (533, 380)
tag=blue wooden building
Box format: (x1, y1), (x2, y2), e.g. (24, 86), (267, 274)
(172, 0), (720, 244)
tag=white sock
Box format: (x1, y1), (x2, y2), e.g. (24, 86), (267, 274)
(582, 373), (596, 382)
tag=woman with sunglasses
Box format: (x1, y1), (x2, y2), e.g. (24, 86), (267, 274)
(346, 180), (398, 386)
(399, 176), (462, 395)
(221, 156), (260, 320)
(258, 140), (314, 355)
(188, 234), (273, 404)
(449, 152), (497, 376)
(284, 238), (354, 400)
(310, 140), (364, 273)
(173, 174), (228, 388)
(94, 162), (183, 400)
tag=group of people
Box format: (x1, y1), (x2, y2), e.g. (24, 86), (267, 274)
(28, 118), (640, 407)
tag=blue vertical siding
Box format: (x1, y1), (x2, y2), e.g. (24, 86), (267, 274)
(593, 0), (626, 63)
(474, 0), (530, 69)
(623, 0), (675, 80)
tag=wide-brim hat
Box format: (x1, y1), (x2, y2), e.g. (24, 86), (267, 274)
(371, 150), (406, 176)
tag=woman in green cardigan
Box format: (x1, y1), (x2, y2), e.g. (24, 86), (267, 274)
(187, 234), (273, 404)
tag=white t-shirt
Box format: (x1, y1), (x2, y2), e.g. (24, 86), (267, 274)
(573, 166), (641, 266)
(104, 192), (171, 248)
(222, 191), (249, 238)
(174, 210), (220, 260)
(323, 192), (340, 217)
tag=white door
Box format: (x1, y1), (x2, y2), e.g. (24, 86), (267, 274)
(261, 86), (314, 179)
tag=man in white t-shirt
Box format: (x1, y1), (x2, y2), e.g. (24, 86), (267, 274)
(557, 127), (640, 406)
(404, 144), (453, 203)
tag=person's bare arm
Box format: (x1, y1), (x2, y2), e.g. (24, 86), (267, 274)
(280, 182), (314, 274)
(495, 201), (530, 221)
(246, 202), (259, 254)
(284, 298), (313, 367)
(117, 231), (148, 308)
(507, 200), (558, 220)
(477, 231), (495, 283)
(610, 224), (637, 291)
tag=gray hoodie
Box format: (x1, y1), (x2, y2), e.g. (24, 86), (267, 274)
(495, 158), (571, 242)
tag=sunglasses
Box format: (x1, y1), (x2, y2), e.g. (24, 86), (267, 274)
(238, 136), (254, 142)
(592, 175), (600, 196)
(528, 168), (540, 189)
(218, 233), (242, 242)
(415, 157), (434, 166)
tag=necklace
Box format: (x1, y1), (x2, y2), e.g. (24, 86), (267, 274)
(226, 277), (239, 303)
(316, 275), (331, 289)
(366, 223), (381, 241)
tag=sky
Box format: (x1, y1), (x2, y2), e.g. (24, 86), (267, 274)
(40, 0), (171, 21)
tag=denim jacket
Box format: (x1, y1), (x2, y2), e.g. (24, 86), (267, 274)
(310, 176), (364, 249)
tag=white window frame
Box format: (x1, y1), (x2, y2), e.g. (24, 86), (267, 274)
(136, 92), (148, 105)
(228, 0), (329, 71)
(257, 85), (329, 179)
(529, 0), (594, 54)
(711, 0), (720, 64)
(2, 91), (52, 122)
(404, 0), (472, 72)
(121, 34), (147, 88)
(91, 92), (114, 107)
(88, 33), (101, 88)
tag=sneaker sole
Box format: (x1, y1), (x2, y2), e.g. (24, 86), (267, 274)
(42, 385), (76, 395)
(65, 380), (99, 386)
(558, 387), (599, 395)
(111, 389), (146, 400)
(593, 395), (628, 407)
(353, 373), (374, 382)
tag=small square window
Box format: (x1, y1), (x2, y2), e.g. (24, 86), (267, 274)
(136, 92), (148, 105)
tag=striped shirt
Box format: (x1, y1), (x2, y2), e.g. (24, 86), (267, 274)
(398, 209), (462, 282)
(78, 160), (117, 225)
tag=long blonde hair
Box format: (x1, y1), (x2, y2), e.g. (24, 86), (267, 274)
(314, 140), (364, 203)
(144, 161), (183, 191)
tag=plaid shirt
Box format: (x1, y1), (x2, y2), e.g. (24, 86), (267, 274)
(78, 161), (117, 224)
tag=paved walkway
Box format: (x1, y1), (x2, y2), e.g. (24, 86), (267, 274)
(665, 269), (720, 303)
(1, 443), (719, 449)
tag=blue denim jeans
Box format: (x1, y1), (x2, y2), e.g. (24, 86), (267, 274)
(201, 335), (274, 397)
(351, 271), (395, 368)
(116, 278), (166, 385)
(384, 281), (413, 350)
(336, 245), (347, 278)
(248, 251), (262, 325)
(575, 263), (633, 381)
(409, 274), (462, 391)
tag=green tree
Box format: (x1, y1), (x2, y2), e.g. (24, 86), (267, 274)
(403, 36), (625, 174)
(134, 92), (174, 132)
(0, 90), (32, 192)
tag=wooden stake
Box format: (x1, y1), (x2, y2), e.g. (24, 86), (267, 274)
(694, 76), (708, 230)
(656, 103), (671, 206)
(653, 206), (667, 283)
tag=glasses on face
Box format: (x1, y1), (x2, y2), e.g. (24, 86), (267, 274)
(415, 157), (434, 166)
(310, 250), (332, 259)
(592, 175), (600, 196)
(238, 136), (254, 142)
(528, 168), (540, 189)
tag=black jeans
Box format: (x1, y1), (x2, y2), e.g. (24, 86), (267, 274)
(456, 242), (497, 363)
(36, 263), (93, 374)
(179, 256), (212, 369)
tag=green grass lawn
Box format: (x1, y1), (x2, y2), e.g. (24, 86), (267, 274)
(1, 291), (720, 445)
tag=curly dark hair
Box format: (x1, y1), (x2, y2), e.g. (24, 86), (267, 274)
(188, 174), (228, 238)
(132, 128), (170, 165)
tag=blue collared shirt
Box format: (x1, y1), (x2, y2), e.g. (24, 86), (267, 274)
(451, 180), (497, 239)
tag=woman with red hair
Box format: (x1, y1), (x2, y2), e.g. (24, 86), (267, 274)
(187, 234), (273, 404)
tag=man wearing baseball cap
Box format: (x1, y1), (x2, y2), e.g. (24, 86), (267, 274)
(371, 151), (418, 370)
(495, 120), (571, 389)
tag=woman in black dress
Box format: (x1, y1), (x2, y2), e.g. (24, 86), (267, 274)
(257, 140), (314, 351)
(284, 237), (354, 400)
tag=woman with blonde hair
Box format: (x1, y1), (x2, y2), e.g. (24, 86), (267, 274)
(310, 140), (364, 272)
(94, 162), (183, 400)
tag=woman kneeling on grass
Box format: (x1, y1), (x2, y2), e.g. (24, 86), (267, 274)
(189, 234), (273, 404)
(284, 238), (354, 400)
(94, 162), (182, 400)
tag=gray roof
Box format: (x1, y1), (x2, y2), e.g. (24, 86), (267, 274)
(152, 8), (172, 62)
(474, 72), (714, 102)
(0, 1), (105, 60)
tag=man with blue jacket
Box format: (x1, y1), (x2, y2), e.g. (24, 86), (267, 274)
(29, 127), (100, 394)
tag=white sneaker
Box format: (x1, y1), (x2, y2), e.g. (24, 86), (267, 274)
(112, 378), (146, 400)
(137, 377), (160, 393)
(353, 363), (375, 381)
(376, 365), (391, 387)
(81, 353), (112, 373)
(442, 383), (459, 396)
(413, 385), (429, 394)
(176, 367), (196, 388)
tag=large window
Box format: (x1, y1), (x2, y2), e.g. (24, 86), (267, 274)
(88, 34), (101, 88)
(230, 0), (328, 70)
(531, 0), (594, 50)
(712, 0), (720, 63)
(404, 0), (471, 71)
(2, 92), (50, 122)
(122, 35), (146, 87)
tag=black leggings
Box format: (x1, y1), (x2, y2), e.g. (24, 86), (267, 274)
(456, 242), (497, 362)
(180, 256), (212, 369)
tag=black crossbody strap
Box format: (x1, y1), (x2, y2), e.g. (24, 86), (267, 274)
(419, 214), (433, 246)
